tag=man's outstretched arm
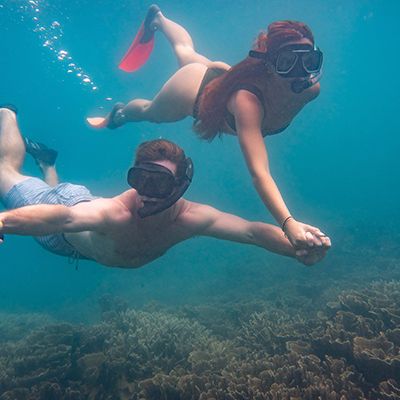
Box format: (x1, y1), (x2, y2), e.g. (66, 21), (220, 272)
(181, 202), (330, 265)
(0, 199), (113, 237)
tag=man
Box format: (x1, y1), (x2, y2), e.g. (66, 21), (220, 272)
(0, 106), (330, 268)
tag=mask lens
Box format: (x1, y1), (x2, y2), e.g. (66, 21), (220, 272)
(302, 50), (322, 73)
(129, 168), (175, 198)
(276, 51), (298, 74)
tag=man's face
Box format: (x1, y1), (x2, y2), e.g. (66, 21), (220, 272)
(136, 160), (178, 207)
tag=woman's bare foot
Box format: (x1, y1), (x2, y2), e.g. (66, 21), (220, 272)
(87, 102), (125, 129)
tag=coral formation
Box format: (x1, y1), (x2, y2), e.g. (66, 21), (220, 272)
(1, 281), (400, 398)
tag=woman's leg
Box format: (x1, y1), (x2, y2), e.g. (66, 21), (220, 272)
(123, 62), (207, 123)
(152, 11), (211, 67)
(88, 63), (207, 128)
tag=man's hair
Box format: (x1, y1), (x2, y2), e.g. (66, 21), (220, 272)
(135, 139), (187, 181)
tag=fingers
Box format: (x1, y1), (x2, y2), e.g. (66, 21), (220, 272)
(305, 231), (315, 246)
(304, 226), (331, 249)
(304, 224), (322, 234)
(305, 231), (324, 247)
(321, 235), (331, 248)
(305, 225), (329, 238)
(287, 222), (331, 251)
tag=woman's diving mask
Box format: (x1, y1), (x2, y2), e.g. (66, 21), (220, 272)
(249, 43), (323, 93)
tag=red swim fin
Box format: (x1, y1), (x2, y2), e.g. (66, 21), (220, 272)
(118, 23), (155, 72)
(119, 5), (160, 72)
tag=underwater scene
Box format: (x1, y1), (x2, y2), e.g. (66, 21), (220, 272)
(0, 0), (399, 398)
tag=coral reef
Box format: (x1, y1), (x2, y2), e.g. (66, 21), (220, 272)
(1, 281), (400, 399)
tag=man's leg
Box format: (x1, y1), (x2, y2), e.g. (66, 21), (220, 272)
(24, 137), (59, 187)
(0, 108), (30, 197)
(38, 164), (58, 187)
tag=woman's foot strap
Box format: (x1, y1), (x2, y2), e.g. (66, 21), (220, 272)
(107, 102), (125, 129)
(140, 4), (161, 43)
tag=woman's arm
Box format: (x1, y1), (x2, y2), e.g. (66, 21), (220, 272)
(231, 90), (290, 221)
(230, 90), (328, 249)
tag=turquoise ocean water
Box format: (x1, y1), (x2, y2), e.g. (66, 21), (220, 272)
(0, 1), (399, 397)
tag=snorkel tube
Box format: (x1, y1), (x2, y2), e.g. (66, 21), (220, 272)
(291, 71), (323, 94)
(136, 158), (194, 218)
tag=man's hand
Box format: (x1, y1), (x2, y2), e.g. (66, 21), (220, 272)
(295, 244), (330, 266)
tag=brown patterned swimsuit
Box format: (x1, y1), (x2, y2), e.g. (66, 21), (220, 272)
(193, 67), (290, 136)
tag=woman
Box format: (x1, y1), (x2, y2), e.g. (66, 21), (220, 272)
(88, 5), (329, 251)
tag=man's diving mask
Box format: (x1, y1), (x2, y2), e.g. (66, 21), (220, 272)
(249, 43), (323, 93)
(127, 158), (194, 218)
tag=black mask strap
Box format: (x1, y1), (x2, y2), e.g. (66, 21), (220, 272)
(248, 50), (268, 61)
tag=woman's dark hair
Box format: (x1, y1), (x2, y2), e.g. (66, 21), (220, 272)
(194, 20), (315, 141)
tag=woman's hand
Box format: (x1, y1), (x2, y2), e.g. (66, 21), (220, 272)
(284, 218), (331, 250)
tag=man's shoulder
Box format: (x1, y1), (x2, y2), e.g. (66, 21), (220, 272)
(82, 190), (136, 221)
(175, 199), (204, 218)
(111, 189), (137, 207)
(175, 200), (217, 231)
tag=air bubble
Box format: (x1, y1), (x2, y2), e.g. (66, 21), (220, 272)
(25, 0), (100, 92)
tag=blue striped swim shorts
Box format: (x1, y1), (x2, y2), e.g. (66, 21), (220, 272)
(2, 177), (96, 258)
